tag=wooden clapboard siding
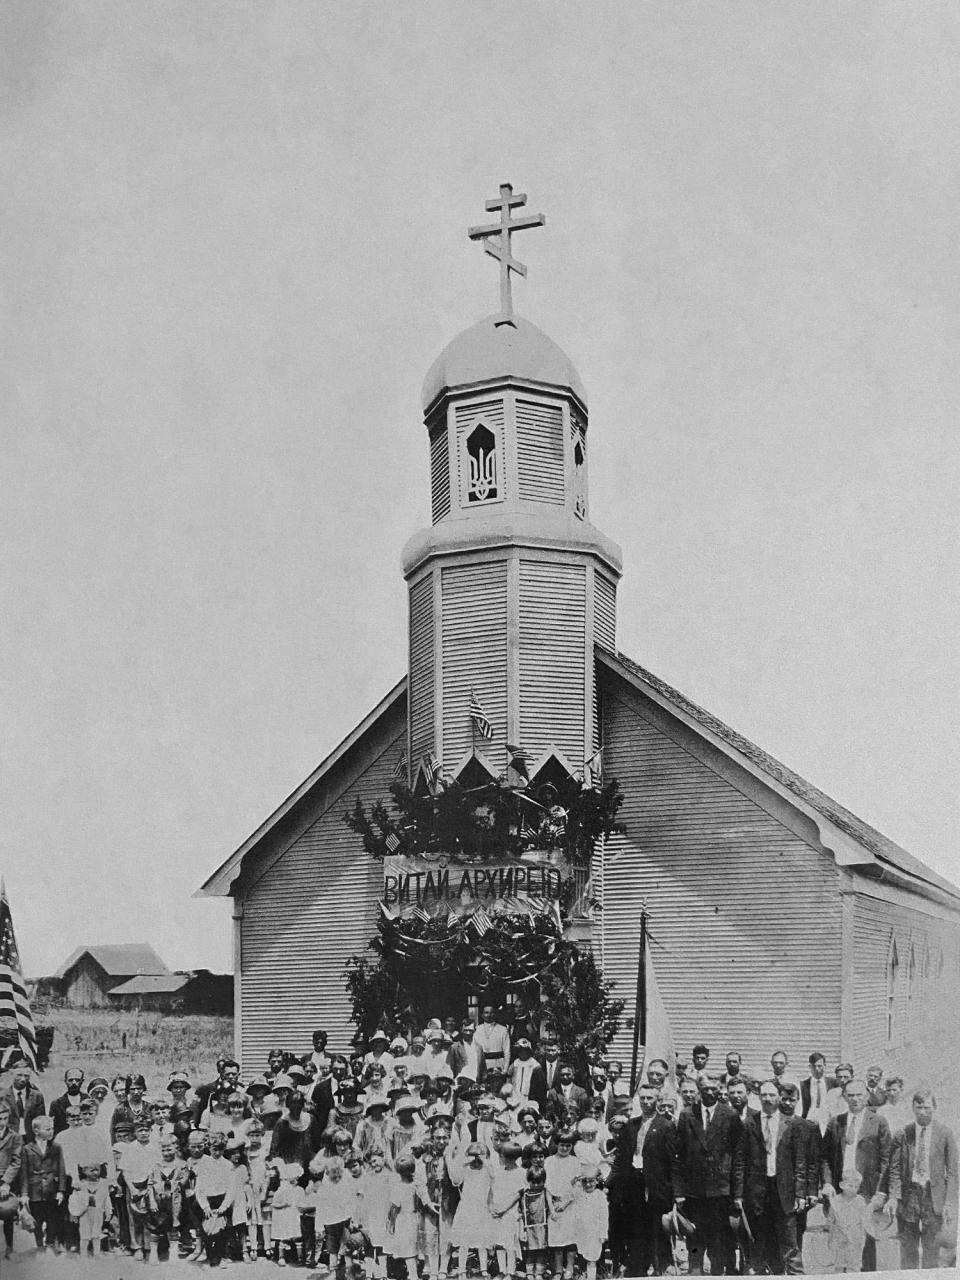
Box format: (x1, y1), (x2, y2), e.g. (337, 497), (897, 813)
(441, 562), (508, 764)
(408, 576), (434, 763)
(594, 575), (616, 652)
(600, 683), (842, 1072)
(516, 399), (565, 504)
(850, 891), (959, 1069)
(518, 560), (586, 766)
(455, 400), (505, 508)
(430, 428), (450, 523)
(238, 737), (398, 1070)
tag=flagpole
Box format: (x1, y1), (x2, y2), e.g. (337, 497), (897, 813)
(629, 904), (647, 1094)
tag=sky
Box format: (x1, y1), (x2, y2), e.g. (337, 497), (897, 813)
(2, 1), (958, 977)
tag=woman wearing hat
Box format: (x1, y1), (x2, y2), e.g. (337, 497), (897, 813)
(363, 1031), (395, 1078)
(320, 1082), (363, 1151)
(268, 1085), (316, 1172)
(110, 1074), (150, 1142)
(355, 1095), (392, 1166)
(390, 1094), (426, 1164)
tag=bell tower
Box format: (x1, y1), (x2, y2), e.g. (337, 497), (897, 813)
(401, 186), (622, 784)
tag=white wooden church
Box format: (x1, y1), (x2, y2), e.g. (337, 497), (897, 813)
(200, 189), (960, 1078)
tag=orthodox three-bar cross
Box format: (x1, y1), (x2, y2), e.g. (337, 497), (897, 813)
(468, 183), (545, 326)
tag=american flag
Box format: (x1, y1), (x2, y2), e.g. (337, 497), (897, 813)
(0, 885), (37, 1069)
(471, 907), (493, 938)
(393, 754), (407, 780)
(422, 753), (442, 786)
(468, 690), (493, 740)
(506, 743), (530, 780)
(384, 831), (401, 854)
(584, 746), (603, 785)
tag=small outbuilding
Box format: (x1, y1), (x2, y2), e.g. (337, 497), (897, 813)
(53, 944), (170, 1008)
(107, 969), (234, 1015)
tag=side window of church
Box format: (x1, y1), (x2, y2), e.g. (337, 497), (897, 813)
(466, 423), (498, 503)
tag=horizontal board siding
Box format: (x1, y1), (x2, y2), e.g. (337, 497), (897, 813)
(600, 687), (842, 1075)
(409, 577), (434, 764)
(851, 893), (960, 1071)
(441, 562), (508, 765)
(455, 400), (505, 507)
(516, 399), (565, 504)
(430, 429), (450, 523)
(519, 560), (586, 767)
(239, 740), (398, 1072)
(594, 575), (616, 653)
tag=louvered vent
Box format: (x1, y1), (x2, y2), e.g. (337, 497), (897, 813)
(517, 399), (565, 504)
(430, 429), (450, 523)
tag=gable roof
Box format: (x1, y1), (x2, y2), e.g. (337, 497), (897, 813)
(600, 647), (960, 906)
(107, 973), (190, 996)
(54, 944), (170, 981)
(197, 677), (406, 898)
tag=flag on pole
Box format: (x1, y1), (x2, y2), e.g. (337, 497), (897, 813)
(379, 900), (399, 922)
(469, 690), (493, 740)
(584, 746), (603, 786)
(638, 935), (675, 1090)
(393, 754), (407, 780)
(384, 831), (401, 855)
(0, 884), (37, 1069)
(422, 753), (442, 787)
(505, 744), (530, 781)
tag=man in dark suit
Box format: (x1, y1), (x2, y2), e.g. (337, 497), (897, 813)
(886, 1088), (958, 1270)
(733, 1079), (807, 1274)
(49, 1069), (86, 1137)
(540, 1037), (561, 1093)
(820, 1078), (892, 1271)
(309, 1054), (350, 1139)
(778, 1081), (821, 1256)
(544, 1063), (589, 1123)
(610, 1083), (677, 1276)
(799, 1052), (835, 1130)
(2, 1066), (45, 1142)
(673, 1072), (742, 1275)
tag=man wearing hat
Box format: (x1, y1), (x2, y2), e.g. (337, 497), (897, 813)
(508, 1038), (546, 1110)
(3, 1065), (45, 1142)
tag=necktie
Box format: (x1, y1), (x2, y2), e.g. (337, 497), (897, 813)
(815, 1080), (822, 1107)
(763, 1116), (772, 1155)
(17, 1094), (24, 1118)
(916, 1126), (928, 1182)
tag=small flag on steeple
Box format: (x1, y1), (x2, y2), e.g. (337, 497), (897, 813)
(506, 744), (530, 780)
(469, 690), (493, 740)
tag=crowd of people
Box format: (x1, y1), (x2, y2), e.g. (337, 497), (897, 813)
(0, 1008), (955, 1276)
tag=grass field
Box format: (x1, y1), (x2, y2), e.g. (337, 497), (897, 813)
(24, 1005), (233, 1100)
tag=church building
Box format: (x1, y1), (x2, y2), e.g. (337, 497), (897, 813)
(199, 187), (960, 1079)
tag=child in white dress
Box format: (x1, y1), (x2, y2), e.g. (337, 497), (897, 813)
(827, 1170), (869, 1272)
(449, 1142), (495, 1280)
(489, 1141), (526, 1280)
(387, 1153), (419, 1280)
(573, 1164), (608, 1280)
(360, 1149), (393, 1279)
(545, 1130), (579, 1280)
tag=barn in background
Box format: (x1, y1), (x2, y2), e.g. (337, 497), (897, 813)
(53, 944), (170, 1008)
(199, 260), (960, 1078)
